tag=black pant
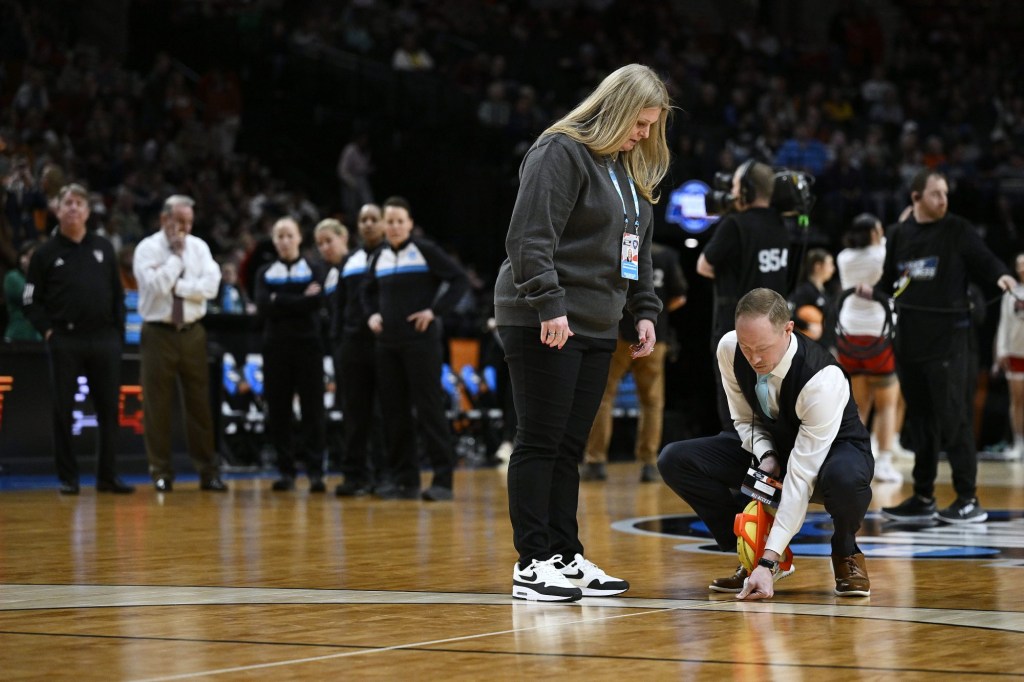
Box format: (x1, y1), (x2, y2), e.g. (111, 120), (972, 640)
(897, 349), (977, 500)
(47, 328), (122, 485)
(338, 333), (385, 486)
(499, 326), (616, 566)
(263, 337), (326, 478)
(375, 336), (453, 489)
(658, 432), (873, 557)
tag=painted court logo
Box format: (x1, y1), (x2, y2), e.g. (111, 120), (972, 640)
(614, 511), (1024, 564)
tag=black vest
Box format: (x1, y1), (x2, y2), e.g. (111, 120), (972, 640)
(733, 333), (869, 471)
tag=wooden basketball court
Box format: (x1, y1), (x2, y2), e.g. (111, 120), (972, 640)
(2, 457), (1023, 679)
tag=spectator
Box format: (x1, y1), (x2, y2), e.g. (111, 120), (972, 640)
(3, 240), (41, 341)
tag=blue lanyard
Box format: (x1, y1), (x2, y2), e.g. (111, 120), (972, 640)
(606, 161), (640, 234)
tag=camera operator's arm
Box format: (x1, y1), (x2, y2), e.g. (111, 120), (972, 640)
(698, 215), (740, 280)
(696, 253), (715, 279)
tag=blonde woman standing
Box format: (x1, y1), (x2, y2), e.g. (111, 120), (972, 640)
(494, 64), (671, 602)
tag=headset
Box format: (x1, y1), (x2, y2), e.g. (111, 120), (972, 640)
(736, 159), (757, 206)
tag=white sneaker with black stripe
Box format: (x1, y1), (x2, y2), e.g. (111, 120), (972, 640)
(512, 554), (583, 602)
(556, 553), (629, 597)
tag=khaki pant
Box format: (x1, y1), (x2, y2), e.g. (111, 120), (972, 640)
(585, 339), (668, 465)
(140, 322), (219, 481)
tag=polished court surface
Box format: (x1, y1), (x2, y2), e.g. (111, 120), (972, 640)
(2, 456), (1023, 680)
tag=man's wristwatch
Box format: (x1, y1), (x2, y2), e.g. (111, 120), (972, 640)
(757, 557), (780, 574)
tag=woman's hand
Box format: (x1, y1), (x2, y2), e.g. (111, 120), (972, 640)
(540, 316), (573, 349)
(630, 319), (656, 358)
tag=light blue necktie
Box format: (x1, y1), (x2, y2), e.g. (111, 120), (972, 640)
(755, 373), (774, 419)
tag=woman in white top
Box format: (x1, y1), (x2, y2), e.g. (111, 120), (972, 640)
(993, 252), (1024, 460)
(836, 213), (902, 483)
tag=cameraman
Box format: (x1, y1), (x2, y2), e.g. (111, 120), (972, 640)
(697, 160), (791, 431)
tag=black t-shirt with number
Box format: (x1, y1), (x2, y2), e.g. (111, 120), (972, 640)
(701, 207), (791, 340)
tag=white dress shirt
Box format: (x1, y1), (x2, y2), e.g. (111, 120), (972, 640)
(133, 231), (221, 324)
(717, 331), (850, 555)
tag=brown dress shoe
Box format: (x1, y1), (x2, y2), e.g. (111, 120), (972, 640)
(833, 553), (871, 597)
(709, 565), (749, 593)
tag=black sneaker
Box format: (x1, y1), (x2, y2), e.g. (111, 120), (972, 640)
(579, 462), (606, 481)
(271, 477), (295, 492)
(335, 480), (371, 497)
(640, 464), (660, 483)
(375, 484), (420, 500)
(937, 497), (988, 524)
(881, 494), (937, 522)
(309, 478), (326, 494)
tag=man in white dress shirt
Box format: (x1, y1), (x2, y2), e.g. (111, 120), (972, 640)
(658, 288), (873, 599)
(133, 195), (227, 492)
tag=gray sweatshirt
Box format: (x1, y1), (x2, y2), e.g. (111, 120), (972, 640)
(494, 133), (662, 339)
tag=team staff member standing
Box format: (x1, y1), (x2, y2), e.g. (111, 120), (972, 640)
(24, 183), (134, 495)
(331, 203), (387, 496)
(862, 170), (1015, 523)
(698, 161), (791, 431)
(658, 289), (874, 599)
(494, 64), (668, 602)
(255, 217), (329, 493)
(133, 195), (227, 493)
(363, 196), (468, 501)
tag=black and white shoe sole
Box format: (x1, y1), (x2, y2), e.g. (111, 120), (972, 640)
(574, 582), (629, 597)
(512, 583), (583, 602)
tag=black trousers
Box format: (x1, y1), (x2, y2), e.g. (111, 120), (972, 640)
(658, 432), (874, 558)
(263, 337), (326, 478)
(375, 336), (453, 490)
(499, 326), (616, 566)
(896, 347), (977, 499)
(47, 327), (123, 485)
(337, 332), (385, 486)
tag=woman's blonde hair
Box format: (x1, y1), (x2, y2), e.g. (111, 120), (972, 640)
(544, 63), (672, 203)
(314, 218), (349, 240)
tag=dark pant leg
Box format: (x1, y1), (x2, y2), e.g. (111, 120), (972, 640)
(658, 432), (750, 551)
(47, 334), (83, 485)
(896, 358), (941, 499)
(263, 342), (297, 477)
(939, 351), (978, 499)
(499, 327), (614, 566)
(548, 335), (614, 559)
(339, 335), (376, 484)
(814, 441), (874, 557)
(84, 328), (123, 482)
(140, 324), (179, 479)
(179, 325), (219, 477)
(294, 343), (326, 478)
(402, 336), (453, 489)
(376, 343), (418, 488)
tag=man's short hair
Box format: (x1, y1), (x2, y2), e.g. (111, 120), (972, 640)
(735, 288), (790, 329)
(162, 194), (196, 215)
(909, 169), (945, 198)
(747, 162), (775, 202)
(57, 183), (89, 203)
(382, 195), (411, 214)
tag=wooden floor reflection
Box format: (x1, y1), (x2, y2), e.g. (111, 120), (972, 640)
(2, 457), (1023, 680)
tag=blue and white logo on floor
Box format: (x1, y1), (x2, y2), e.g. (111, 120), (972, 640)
(615, 511), (1024, 562)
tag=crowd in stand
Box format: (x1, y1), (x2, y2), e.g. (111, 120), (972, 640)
(2, 0), (1024, 469)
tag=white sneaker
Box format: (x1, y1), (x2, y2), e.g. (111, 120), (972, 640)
(873, 452), (903, 484)
(556, 553), (629, 597)
(512, 555), (583, 602)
